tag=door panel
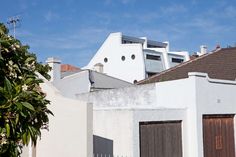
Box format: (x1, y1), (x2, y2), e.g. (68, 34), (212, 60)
(140, 121), (182, 157)
(203, 115), (235, 157)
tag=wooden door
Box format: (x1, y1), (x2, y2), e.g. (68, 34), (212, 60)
(203, 115), (235, 157)
(139, 121), (182, 157)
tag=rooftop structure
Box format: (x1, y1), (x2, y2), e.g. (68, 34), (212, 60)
(85, 32), (190, 83)
(138, 47), (236, 84)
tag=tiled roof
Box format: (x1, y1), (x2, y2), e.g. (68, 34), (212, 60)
(138, 47), (236, 84)
(61, 64), (80, 72)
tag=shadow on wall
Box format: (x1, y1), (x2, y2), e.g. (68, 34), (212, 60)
(93, 135), (113, 156)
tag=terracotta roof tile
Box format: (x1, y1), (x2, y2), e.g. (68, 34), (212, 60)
(61, 64), (80, 72)
(138, 47), (236, 84)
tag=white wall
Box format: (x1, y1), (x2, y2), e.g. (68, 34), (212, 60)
(86, 32), (146, 83)
(85, 32), (190, 83)
(193, 73), (236, 157)
(76, 83), (156, 109)
(77, 72), (236, 157)
(22, 78), (93, 157)
(53, 70), (91, 99)
(93, 109), (134, 156)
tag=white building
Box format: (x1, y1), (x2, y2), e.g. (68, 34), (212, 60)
(22, 74), (93, 157)
(77, 47), (236, 157)
(85, 32), (190, 83)
(46, 57), (132, 99)
(77, 72), (236, 157)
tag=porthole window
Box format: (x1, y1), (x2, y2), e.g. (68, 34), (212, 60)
(131, 54), (135, 60)
(104, 57), (108, 63)
(121, 56), (125, 61)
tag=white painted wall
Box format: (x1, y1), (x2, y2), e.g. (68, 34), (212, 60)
(193, 73), (236, 157)
(76, 72), (236, 157)
(86, 32), (146, 83)
(93, 109), (134, 156)
(53, 70), (91, 99)
(22, 76), (93, 157)
(85, 32), (189, 83)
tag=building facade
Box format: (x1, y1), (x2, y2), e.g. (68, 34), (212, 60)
(77, 72), (236, 157)
(85, 32), (190, 83)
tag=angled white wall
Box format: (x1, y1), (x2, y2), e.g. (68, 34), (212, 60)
(85, 32), (189, 83)
(86, 32), (146, 83)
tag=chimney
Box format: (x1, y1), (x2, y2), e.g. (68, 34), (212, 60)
(200, 45), (207, 55)
(93, 63), (104, 73)
(46, 57), (61, 81)
(163, 41), (170, 52)
(216, 44), (221, 49)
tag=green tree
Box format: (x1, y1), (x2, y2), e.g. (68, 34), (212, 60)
(0, 23), (52, 156)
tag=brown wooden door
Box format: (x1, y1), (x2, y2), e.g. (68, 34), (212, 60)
(139, 121), (182, 157)
(203, 115), (235, 157)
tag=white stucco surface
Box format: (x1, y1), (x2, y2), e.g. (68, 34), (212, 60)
(53, 70), (91, 98)
(23, 77), (93, 157)
(85, 32), (189, 83)
(76, 72), (236, 157)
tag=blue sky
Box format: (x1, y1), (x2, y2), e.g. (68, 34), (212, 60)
(1, 0), (236, 67)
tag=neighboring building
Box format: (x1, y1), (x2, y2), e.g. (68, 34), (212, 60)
(46, 57), (132, 99)
(138, 47), (236, 84)
(77, 72), (236, 157)
(22, 74), (93, 157)
(76, 47), (236, 157)
(85, 32), (190, 83)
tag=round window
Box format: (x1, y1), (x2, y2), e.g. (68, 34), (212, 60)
(104, 57), (108, 63)
(131, 54), (135, 60)
(121, 56), (125, 61)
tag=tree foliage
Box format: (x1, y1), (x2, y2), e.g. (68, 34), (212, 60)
(0, 23), (52, 156)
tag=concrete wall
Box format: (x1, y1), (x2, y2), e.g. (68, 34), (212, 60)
(76, 72), (236, 157)
(193, 73), (236, 157)
(93, 109), (134, 156)
(76, 83), (156, 109)
(23, 78), (93, 157)
(53, 70), (91, 99)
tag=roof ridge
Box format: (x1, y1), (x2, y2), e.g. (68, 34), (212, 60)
(137, 48), (222, 84)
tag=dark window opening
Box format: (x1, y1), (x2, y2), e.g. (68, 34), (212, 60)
(147, 72), (157, 77)
(147, 44), (161, 48)
(172, 58), (184, 63)
(146, 54), (161, 61)
(104, 57), (108, 63)
(122, 40), (134, 44)
(131, 54), (135, 60)
(121, 56), (125, 61)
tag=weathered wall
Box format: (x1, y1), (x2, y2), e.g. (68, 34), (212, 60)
(76, 72), (236, 157)
(77, 83), (156, 109)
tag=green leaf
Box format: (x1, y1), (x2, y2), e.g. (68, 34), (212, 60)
(25, 56), (35, 63)
(15, 114), (19, 124)
(0, 51), (3, 60)
(5, 123), (10, 137)
(22, 102), (35, 111)
(15, 102), (22, 110)
(4, 77), (12, 94)
(22, 132), (27, 144)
